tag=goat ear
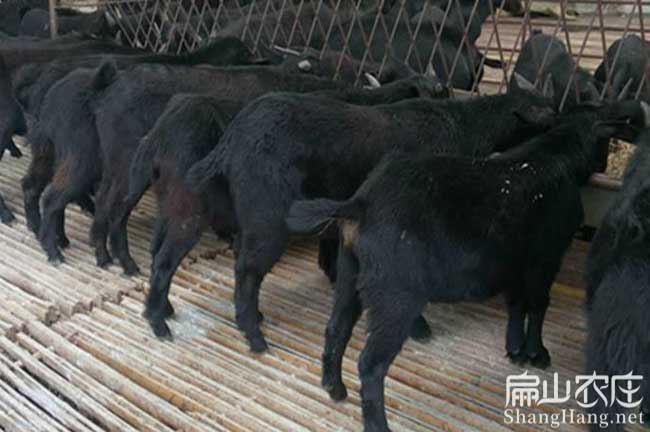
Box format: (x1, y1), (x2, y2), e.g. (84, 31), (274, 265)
(364, 73), (382, 89)
(542, 74), (554, 99)
(617, 78), (634, 101)
(512, 72), (537, 93)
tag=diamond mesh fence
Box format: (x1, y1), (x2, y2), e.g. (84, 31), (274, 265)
(52, 0), (649, 107)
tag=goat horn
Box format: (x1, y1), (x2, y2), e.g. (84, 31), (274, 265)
(641, 101), (650, 128)
(542, 74), (554, 100)
(273, 45), (301, 56)
(104, 10), (116, 27)
(426, 63), (437, 78)
(513, 72), (536, 92)
(364, 73), (381, 89)
(617, 78), (634, 102)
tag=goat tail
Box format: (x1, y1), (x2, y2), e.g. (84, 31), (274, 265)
(25, 122), (52, 155)
(286, 198), (362, 235)
(127, 135), (157, 203)
(91, 58), (118, 91)
(185, 151), (220, 193)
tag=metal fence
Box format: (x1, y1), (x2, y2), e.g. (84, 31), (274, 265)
(52, 0), (649, 105)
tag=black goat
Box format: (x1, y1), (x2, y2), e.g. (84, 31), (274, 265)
(130, 95), (242, 329)
(286, 100), (650, 432)
(130, 75), (447, 340)
(585, 129), (650, 430)
(20, 40), (257, 265)
(184, 77), (556, 352)
(595, 34), (650, 103)
(19, 8), (115, 39)
(510, 30), (601, 110)
(26, 61), (118, 258)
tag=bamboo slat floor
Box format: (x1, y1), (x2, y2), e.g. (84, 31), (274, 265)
(0, 136), (645, 430)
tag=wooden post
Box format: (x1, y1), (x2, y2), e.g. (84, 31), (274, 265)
(48, 0), (58, 38)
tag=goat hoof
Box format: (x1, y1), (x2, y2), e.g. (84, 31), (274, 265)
(122, 260), (140, 276)
(150, 319), (173, 340)
(96, 254), (113, 268)
(247, 333), (269, 353)
(9, 147), (22, 158)
(0, 211), (15, 225)
(48, 252), (65, 266)
(77, 200), (95, 215)
(58, 235), (70, 249)
(26, 219), (40, 237)
(507, 350), (527, 366)
(323, 381), (348, 402)
(527, 348), (551, 369)
(409, 315), (432, 342)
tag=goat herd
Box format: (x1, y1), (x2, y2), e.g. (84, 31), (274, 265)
(1, 0), (650, 430)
